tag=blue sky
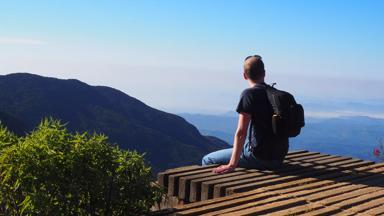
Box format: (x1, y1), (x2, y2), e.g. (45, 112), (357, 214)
(0, 0), (383, 113)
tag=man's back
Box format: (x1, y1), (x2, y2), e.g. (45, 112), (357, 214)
(236, 84), (289, 161)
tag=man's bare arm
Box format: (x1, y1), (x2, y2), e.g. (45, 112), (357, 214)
(213, 112), (251, 174)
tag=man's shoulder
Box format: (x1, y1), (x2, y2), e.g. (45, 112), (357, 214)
(241, 86), (265, 97)
(240, 88), (252, 96)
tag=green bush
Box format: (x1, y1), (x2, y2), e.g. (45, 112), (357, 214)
(0, 119), (163, 216)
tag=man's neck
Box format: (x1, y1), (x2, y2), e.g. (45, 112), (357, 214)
(248, 79), (265, 87)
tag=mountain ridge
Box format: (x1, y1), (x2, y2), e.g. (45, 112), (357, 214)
(0, 73), (229, 173)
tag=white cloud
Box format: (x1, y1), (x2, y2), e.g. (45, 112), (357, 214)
(0, 37), (46, 45)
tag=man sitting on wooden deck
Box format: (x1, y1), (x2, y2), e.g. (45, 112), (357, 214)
(202, 55), (289, 173)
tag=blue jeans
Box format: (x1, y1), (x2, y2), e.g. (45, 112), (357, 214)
(201, 142), (283, 170)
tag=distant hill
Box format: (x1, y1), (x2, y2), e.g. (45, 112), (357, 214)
(0, 73), (229, 173)
(291, 116), (384, 161)
(0, 111), (26, 136)
(179, 113), (237, 144)
(179, 113), (384, 162)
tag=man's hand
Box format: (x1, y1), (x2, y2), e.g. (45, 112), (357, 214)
(213, 164), (236, 174)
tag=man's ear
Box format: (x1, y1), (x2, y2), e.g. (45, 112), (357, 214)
(243, 72), (248, 80)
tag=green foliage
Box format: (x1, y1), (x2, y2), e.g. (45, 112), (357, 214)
(0, 123), (18, 151)
(0, 118), (163, 216)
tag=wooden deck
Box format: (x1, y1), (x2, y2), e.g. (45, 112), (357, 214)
(156, 150), (384, 215)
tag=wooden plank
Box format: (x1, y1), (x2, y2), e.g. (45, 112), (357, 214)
(167, 165), (218, 196)
(160, 151), (318, 201)
(223, 175), (384, 216)
(291, 187), (384, 215)
(175, 191), (294, 216)
(284, 155), (354, 168)
(267, 203), (326, 216)
(189, 168), (275, 202)
(158, 152), (311, 198)
(219, 196), (308, 216)
(178, 168), (246, 202)
(283, 166), (384, 200)
(202, 154), (337, 200)
(160, 150), (309, 187)
(228, 159), (374, 199)
(181, 187), (264, 212)
(294, 205), (342, 216)
(222, 156), (356, 197)
(358, 204), (384, 215)
(206, 194), (300, 216)
(305, 168), (384, 194)
(284, 152), (327, 161)
(336, 196), (384, 215)
(330, 189), (384, 212)
(214, 162), (384, 215)
(175, 161), (383, 213)
(255, 160), (376, 196)
(217, 155), (348, 200)
(284, 154), (344, 167)
(178, 160), (376, 214)
(201, 170), (271, 201)
(157, 165), (200, 187)
(232, 160), (377, 203)
(188, 170), (261, 202)
(284, 151), (320, 159)
(309, 181), (384, 203)
(286, 150), (308, 155)
(267, 175), (384, 215)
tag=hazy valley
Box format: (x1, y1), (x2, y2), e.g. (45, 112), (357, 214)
(180, 111), (384, 163)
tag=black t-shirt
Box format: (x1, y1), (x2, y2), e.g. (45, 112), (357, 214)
(236, 83), (288, 161)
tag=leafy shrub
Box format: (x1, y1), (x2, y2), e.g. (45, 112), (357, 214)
(0, 119), (163, 215)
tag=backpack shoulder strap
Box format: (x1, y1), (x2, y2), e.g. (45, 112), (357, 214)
(264, 84), (281, 115)
(248, 120), (253, 148)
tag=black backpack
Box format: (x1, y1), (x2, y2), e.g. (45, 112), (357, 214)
(264, 83), (305, 137)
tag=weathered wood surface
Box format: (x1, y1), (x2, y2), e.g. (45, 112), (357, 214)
(156, 150), (384, 215)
